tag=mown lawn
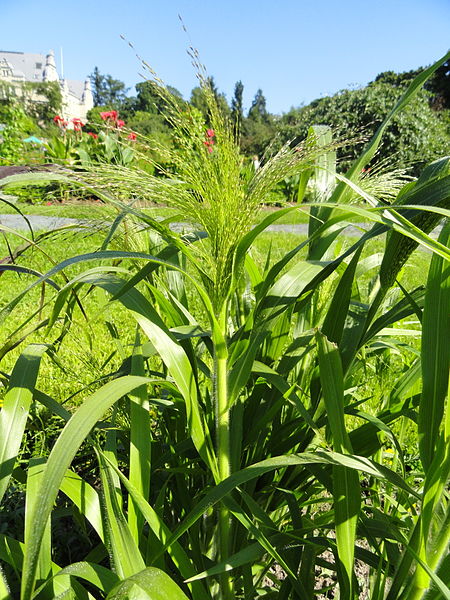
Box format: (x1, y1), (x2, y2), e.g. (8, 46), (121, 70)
(0, 212), (430, 414)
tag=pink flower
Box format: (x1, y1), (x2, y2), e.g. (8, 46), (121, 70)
(100, 111), (111, 121)
(204, 129), (215, 153)
(116, 119), (125, 128)
(46, 201), (52, 205)
(127, 132), (137, 141)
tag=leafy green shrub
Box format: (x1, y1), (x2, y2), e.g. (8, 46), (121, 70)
(0, 101), (38, 166)
(279, 82), (450, 175)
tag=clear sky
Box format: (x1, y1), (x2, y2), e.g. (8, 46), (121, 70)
(1, 0), (449, 114)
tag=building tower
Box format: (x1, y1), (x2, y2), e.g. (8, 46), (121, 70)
(82, 78), (94, 112)
(42, 49), (58, 82)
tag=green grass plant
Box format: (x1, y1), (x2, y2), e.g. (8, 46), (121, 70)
(0, 50), (449, 600)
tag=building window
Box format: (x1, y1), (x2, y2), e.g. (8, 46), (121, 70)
(35, 62), (42, 69)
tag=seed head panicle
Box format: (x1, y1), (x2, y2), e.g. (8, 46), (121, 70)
(79, 50), (351, 311)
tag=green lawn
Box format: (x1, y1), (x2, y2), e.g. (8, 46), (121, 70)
(0, 212), (430, 411)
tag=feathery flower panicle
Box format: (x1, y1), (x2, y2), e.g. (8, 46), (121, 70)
(79, 58), (346, 310)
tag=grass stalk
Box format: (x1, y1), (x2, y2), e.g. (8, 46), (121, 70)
(214, 305), (233, 599)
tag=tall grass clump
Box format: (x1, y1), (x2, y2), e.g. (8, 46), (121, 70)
(0, 50), (449, 600)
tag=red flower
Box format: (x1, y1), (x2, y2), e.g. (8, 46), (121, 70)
(87, 132), (98, 139)
(72, 118), (84, 132)
(100, 110), (119, 123)
(46, 201), (52, 205)
(206, 129), (215, 138)
(203, 140), (212, 147)
(53, 115), (67, 128)
(116, 119), (125, 128)
(207, 146), (213, 154)
(100, 110), (117, 121)
(127, 132), (137, 141)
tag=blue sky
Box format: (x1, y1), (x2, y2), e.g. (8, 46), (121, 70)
(1, 0), (449, 114)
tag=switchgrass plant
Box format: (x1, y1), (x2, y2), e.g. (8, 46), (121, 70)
(0, 50), (449, 600)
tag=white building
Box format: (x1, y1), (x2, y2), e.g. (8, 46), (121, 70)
(0, 49), (93, 122)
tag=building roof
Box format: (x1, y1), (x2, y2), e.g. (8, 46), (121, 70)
(0, 50), (88, 102)
(66, 79), (84, 100)
(0, 50), (46, 82)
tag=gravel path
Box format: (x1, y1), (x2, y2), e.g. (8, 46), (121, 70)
(0, 214), (82, 232)
(0, 214), (441, 241)
(0, 214), (371, 237)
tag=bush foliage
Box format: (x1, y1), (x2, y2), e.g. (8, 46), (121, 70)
(277, 83), (449, 175)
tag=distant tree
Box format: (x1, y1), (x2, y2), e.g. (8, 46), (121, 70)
(239, 88), (275, 156)
(231, 80), (244, 130)
(103, 75), (128, 107)
(240, 117), (275, 157)
(373, 69), (422, 87)
(248, 89), (269, 122)
(428, 59), (450, 109)
(190, 86), (209, 119)
(89, 67), (129, 107)
(127, 111), (171, 137)
(118, 95), (139, 119)
(190, 76), (229, 120)
(206, 76), (219, 98)
(133, 81), (183, 114)
(90, 67), (104, 107)
(374, 63), (450, 109)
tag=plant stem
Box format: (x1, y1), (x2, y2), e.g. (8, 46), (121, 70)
(217, 354), (231, 482)
(215, 307), (233, 600)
